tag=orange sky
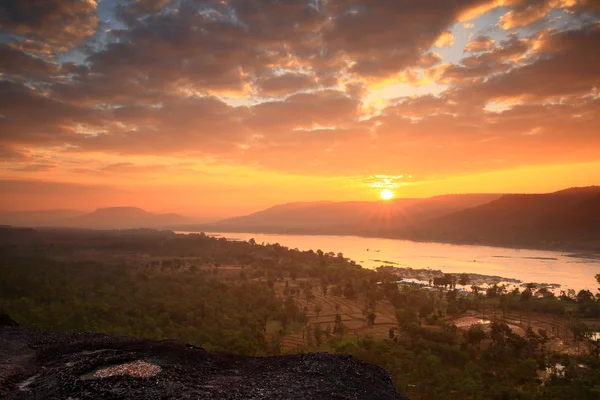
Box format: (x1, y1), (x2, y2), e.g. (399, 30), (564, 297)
(1, 1), (599, 218)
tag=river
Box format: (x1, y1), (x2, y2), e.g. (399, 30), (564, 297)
(178, 231), (600, 293)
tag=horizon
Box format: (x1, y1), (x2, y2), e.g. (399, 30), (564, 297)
(1, 1), (599, 218)
(1, 184), (598, 220)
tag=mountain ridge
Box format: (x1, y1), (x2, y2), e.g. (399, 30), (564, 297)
(0, 207), (197, 230)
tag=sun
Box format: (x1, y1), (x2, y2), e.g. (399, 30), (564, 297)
(380, 189), (394, 200)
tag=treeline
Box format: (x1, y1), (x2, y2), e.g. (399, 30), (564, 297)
(0, 228), (379, 355)
(1, 227), (600, 399)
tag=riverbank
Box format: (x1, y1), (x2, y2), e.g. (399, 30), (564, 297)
(174, 226), (600, 255)
(180, 231), (600, 293)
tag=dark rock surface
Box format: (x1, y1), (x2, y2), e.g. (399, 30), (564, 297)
(0, 313), (19, 326)
(0, 326), (408, 399)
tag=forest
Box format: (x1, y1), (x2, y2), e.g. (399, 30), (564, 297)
(1, 227), (600, 399)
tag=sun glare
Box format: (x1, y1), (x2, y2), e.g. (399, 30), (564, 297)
(380, 189), (394, 200)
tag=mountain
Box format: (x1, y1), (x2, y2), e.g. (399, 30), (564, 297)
(0, 209), (85, 227)
(213, 199), (420, 230)
(423, 186), (600, 249)
(68, 207), (194, 229)
(177, 186), (600, 251)
(0, 207), (196, 229)
(184, 193), (503, 234)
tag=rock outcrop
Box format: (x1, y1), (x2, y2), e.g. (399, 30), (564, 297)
(0, 325), (408, 399)
(0, 314), (18, 327)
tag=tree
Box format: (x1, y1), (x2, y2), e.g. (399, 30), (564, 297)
(419, 302), (434, 318)
(535, 287), (554, 298)
(396, 308), (418, 331)
(525, 326), (540, 356)
(314, 301), (323, 320)
(571, 321), (591, 354)
(343, 280), (356, 299)
(303, 281), (313, 303)
(314, 324), (323, 347)
(458, 273), (470, 287)
(466, 325), (487, 348)
(577, 289), (594, 303)
(366, 309), (376, 326)
(538, 328), (550, 359)
(490, 322), (512, 346)
(520, 287), (533, 302)
(306, 323), (313, 347)
(324, 324), (332, 340)
(333, 313), (346, 340)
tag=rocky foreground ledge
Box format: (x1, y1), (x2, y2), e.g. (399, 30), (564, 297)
(0, 324), (407, 399)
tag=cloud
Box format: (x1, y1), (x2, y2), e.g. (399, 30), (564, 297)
(0, 145), (27, 161)
(0, 0), (98, 50)
(426, 34), (530, 84)
(322, 1), (486, 79)
(0, 179), (124, 196)
(7, 163), (57, 172)
(434, 31), (455, 48)
(0, 80), (102, 147)
(0, 43), (60, 79)
(496, 0), (600, 30)
(253, 73), (321, 96)
(0, 0), (599, 186)
(498, 2), (550, 30)
(465, 24), (600, 100)
(465, 35), (495, 52)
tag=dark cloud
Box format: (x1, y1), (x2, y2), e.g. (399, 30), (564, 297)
(75, 94), (244, 155)
(6, 39), (56, 58)
(430, 34), (530, 83)
(245, 90), (361, 135)
(321, 0), (483, 78)
(0, 0), (98, 49)
(469, 25), (600, 100)
(0, 0), (598, 182)
(0, 80), (101, 146)
(0, 43), (59, 79)
(254, 73), (321, 96)
(0, 145), (27, 161)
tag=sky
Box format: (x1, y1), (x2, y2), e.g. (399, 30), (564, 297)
(1, 0), (599, 218)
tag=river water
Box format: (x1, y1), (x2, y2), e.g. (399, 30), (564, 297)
(179, 231), (600, 293)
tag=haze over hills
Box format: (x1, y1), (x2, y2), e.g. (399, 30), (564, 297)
(0, 210), (86, 227)
(176, 187), (600, 252)
(182, 193), (503, 233)
(2, 187), (600, 251)
(0, 207), (198, 229)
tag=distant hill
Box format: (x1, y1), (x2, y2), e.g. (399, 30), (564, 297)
(181, 193), (503, 234)
(176, 187), (600, 251)
(68, 207), (194, 229)
(0, 207), (196, 229)
(422, 186), (600, 250)
(4, 186), (599, 251)
(0, 210), (85, 227)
